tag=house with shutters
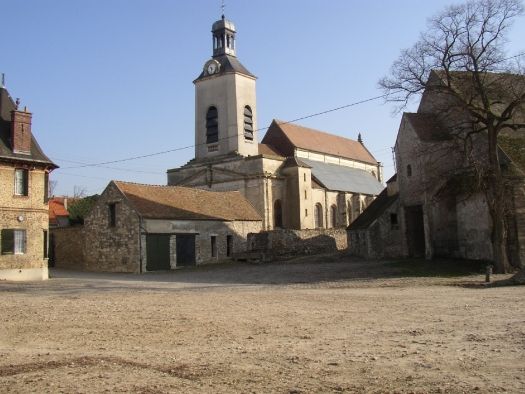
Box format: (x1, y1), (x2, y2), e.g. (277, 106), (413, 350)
(167, 15), (384, 231)
(77, 181), (262, 273)
(0, 81), (57, 281)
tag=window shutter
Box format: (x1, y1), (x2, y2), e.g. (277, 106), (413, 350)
(1, 229), (14, 254)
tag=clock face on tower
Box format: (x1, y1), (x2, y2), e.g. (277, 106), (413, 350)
(204, 60), (220, 76)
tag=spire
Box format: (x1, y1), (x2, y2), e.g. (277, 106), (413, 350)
(0, 73), (5, 89)
(211, 13), (236, 57)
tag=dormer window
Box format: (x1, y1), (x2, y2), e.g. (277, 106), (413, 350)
(206, 106), (219, 143)
(243, 106), (253, 140)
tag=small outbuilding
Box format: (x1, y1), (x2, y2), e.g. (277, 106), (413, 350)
(347, 175), (404, 260)
(81, 181), (262, 273)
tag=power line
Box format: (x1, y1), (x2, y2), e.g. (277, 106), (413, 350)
(57, 92), (393, 170)
(52, 157), (165, 175)
(55, 52), (525, 172)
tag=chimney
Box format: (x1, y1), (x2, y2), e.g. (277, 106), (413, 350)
(357, 133), (363, 144)
(11, 106), (32, 154)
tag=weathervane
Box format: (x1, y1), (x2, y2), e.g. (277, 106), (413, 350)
(221, 0), (225, 18)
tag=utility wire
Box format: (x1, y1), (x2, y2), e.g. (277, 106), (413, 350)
(57, 92), (395, 170)
(52, 157), (165, 175)
(56, 51), (525, 172)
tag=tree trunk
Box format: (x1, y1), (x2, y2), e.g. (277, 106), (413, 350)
(487, 128), (512, 274)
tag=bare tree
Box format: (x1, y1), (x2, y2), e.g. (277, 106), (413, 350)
(73, 185), (88, 199)
(380, 0), (525, 273)
(48, 180), (58, 198)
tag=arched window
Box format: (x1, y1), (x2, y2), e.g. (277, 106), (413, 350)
(243, 106), (254, 140)
(407, 164), (412, 177)
(274, 200), (283, 228)
(330, 205), (337, 228)
(206, 106), (218, 144)
(314, 203), (323, 229)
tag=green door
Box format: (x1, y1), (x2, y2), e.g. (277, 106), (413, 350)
(176, 234), (196, 266)
(146, 234), (171, 271)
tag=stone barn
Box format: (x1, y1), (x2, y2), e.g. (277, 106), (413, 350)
(81, 181), (262, 273)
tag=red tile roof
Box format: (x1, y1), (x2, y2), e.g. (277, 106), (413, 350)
(267, 120), (377, 164)
(48, 197), (69, 225)
(114, 181), (262, 222)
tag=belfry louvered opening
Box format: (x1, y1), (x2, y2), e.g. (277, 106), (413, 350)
(206, 106), (219, 143)
(243, 106), (253, 140)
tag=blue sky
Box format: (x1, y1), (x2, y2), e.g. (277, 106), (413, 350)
(2, 0), (524, 196)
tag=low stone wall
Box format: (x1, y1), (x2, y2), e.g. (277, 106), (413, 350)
(247, 228), (347, 258)
(49, 226), (85, 270)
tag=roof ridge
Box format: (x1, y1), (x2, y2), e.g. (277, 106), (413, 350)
(114, 180), (247, 195)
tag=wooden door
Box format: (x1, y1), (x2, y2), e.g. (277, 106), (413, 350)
(176, 234), (196, 267)
(146, 234), (171, 271)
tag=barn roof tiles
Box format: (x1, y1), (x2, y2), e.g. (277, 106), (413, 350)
(114, 181), (262, 222)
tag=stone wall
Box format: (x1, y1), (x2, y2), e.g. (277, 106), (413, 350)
(247, 228), (347, 258)
(83, 183), (141, 273)
(50, 226), (84, 269)
(455, 192), (493, 261)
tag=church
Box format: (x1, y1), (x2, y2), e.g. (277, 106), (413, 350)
(167, 15), (383, 230)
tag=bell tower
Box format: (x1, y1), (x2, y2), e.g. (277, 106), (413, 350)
(193, 15), (258, 160)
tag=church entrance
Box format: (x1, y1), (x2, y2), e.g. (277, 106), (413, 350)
(315, 203), (324, 228)
(405, 205), (425, 257)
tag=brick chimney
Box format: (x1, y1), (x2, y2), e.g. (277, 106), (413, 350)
(11, 106), (32, 154)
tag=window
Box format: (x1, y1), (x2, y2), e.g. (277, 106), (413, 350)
(211, 236), (217, 257)
(304, 190), (307, 200)
(314, 203), (323, 228)
(274, 200), (283, 228)
(226, 235), (233, 257)
(206, 106), (219, 143)
(330, 205), (337, 228)
(43, 230), (48, 258)
(1, 229), (26, 254)
(243, 106), (254, 140)
(305, 209), (308, 217)
(304, 173), (306, 182)
(108, 203), (117, 227)
(390, 213), (399, 230)
(44, 172), (49, 203)
(407, 164), (412, 177)
(14, 169), (28, 196)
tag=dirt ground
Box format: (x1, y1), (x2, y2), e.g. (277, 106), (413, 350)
(0, 256), (524, 393)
